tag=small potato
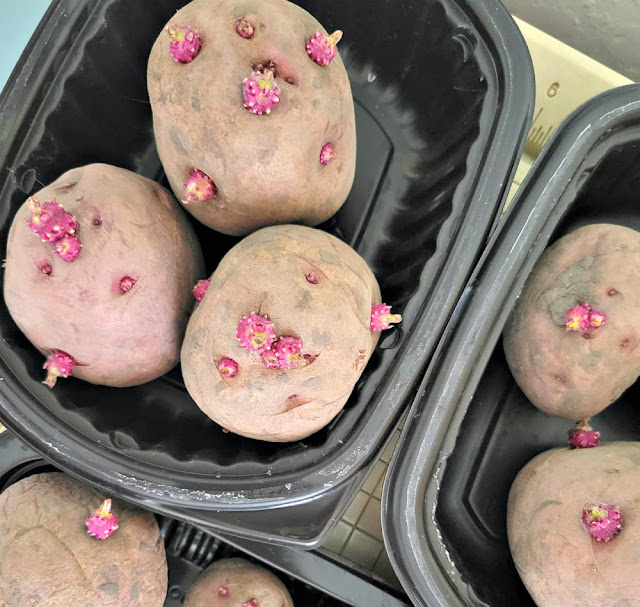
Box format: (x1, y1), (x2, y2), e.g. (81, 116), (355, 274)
(181, 224), (385, 442)
(507, 442), (640, 607)
(3, 163), (204, 387)
(147, 0), (356, 236)
(184, 558), (293, 607)
(503, 223), (640, 420)
(0, 472), (167, 607)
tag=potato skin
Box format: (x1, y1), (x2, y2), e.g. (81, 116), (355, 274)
(503, 224), (640, 420)
(147, 0), (356, 236)
(181, 225), (380, 442)
(0, 472), (167, 607)
(184, 558), (293, 607)
(507, 442), (640, 607)
(3, 163), (205, 387)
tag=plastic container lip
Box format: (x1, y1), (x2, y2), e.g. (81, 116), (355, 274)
(0, 0), (534, 512)
(381, 83), (640, 607)
(0, 432), (409, 607)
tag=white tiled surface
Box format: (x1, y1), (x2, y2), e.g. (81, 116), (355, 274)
(321, 423), (403, 587)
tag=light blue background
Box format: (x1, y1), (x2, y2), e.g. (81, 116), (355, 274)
(0, 2), (52, 92)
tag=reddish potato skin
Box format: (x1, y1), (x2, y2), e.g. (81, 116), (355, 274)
(0, 472), (167, 607)
(503, 224), (640, 420)
(3, 163), (205, 387)
(181, 225), (381, 442)
(147, 0), (356, 236)
(507, 442), (640, 607)
(184, 558), (293, 607)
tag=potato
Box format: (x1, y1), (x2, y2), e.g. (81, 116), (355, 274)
(507, 442), (640, 607)
(181, 224), (389, 442)
(503, 223), (640, 420)
(0, 472), (167, 607)
(184, 558), (293, 607)
(147, 0), (356, 236)
(3, 163), (204, 387)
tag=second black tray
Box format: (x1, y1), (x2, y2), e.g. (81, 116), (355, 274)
(382, 84), (640, 607)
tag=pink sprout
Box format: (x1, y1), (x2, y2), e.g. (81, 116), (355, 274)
(589, 310), (606, 329)
(237, 314), (276, 352)
(272, 336), (304, 369)
(261, 337), (312, 369)
(565, 303), (606, 332)
(306, 30), (343, 66)
(27, 199), (77, 244)
(192, 278), (211, 302)
(43, 350), (75, 388)
(243, 70), (280, 115)
(582, 503), (621, 542)
(303, 353), (318, 365)
(370, 303), (402, 332)
(320, 142), (335, 165)
(119, 276), (137, 293)
(568, 421), (600, 449)
(565, 304), (591, 332)
(86, 498), (119, 540)
(218, 586), (230, 597)
(218, 358), (238, 378)
(261, 349), (281, 369)
(53, 235), (82, 262)
(235, 19), (255, 39)
(184, 169), (216, 203)
(167, 25), (202, 63)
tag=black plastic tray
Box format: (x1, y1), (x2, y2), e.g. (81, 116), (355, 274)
(0, 0), (533, 545)
(382, 84), (640, 607)
(0, 430), (409, 607)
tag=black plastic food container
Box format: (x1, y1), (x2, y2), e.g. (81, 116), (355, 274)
(0, 430), (409, 607)
(382, 84), (640, 607)
(0, 0), (533, 545)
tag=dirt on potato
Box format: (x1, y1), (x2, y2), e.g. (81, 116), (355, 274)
(503, 223), (640, 420)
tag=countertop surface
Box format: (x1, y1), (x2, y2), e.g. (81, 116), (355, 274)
(0, 2), (52, 93)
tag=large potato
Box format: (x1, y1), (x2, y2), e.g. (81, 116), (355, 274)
(181, 224), (384, 442)
(507, 442), (640, 607)
(3, 163), (204, 387)
(0, 472), (167, 607)
(147, 0), (356, 236)
(503, 224), (640, 420)
(184, 558), (294, 607)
